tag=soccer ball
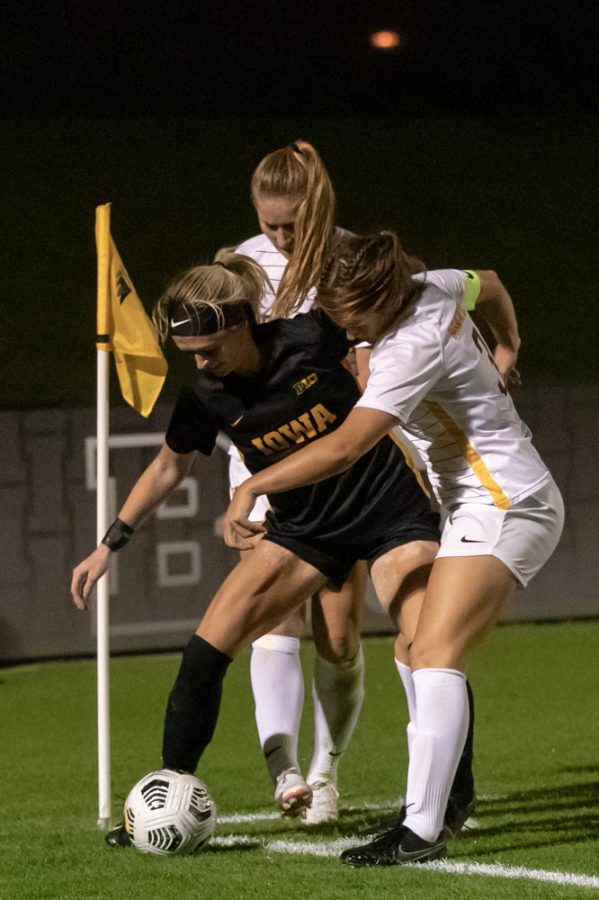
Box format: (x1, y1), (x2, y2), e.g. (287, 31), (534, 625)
(124, 769), (217, 855)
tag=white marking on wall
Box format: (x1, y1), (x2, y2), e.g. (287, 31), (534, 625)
(157, 540), (202, 587)
(84, 431), (231, 639)
(156, 477), (198, 519)
(101, 618), (200, 637)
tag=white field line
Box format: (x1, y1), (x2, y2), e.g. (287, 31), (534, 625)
(218, 799), (481, 826)
(210, 835), (599, 890)
(218, 799), (405, 824)
(419, 861), (599, 890)
(218, 811), (280, 824)
(214, 801), (599, 890)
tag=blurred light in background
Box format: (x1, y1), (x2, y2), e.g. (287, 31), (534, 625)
(369, 30), (401, 50)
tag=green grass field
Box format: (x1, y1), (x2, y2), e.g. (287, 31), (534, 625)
(2, 623), (599, 899)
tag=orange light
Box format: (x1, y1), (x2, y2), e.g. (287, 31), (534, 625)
(369, 30), (400, 50)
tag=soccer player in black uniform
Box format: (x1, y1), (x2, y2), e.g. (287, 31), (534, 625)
(70, 250), (461, 847)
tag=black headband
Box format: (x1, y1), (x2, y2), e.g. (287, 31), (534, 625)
(168, 300), (251, 337)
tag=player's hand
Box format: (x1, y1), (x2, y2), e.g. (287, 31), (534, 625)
(223, 484), (266, 550)
(494, 345), (522, 388)
(70, 544), (112, 610)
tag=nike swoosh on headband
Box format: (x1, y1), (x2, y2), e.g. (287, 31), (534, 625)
(171, 317), (192, 328)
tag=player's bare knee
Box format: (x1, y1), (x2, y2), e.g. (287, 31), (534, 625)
(314, 629), (359, 663)
(409, 639), (463, 671)
(267, 606), (306, 638)
(394, 631), (410, 660)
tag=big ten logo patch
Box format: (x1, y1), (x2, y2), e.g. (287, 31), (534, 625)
(293, 373), (318, 395)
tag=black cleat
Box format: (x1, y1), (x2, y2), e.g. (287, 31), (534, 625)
(340, 822), (446, 868)
(105, 823), (132, 848)
(443, 795), (475, 839)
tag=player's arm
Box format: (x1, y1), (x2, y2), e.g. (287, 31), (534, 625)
(224, 407), (397, 549)
(70, 443), (197, 609)
(353, 346), (372, 392)
(470, 269), (521, 386)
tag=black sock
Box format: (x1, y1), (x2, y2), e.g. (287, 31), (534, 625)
(449, 678), (475, 802)
(162, 635), (232, 773)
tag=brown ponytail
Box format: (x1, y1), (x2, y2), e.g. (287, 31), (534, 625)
(317, 231), (426, 338)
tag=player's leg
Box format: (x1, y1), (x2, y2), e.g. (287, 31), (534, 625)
(250, 607), (312, 817)
(370, 539), (476, 833)
(342, 486), (564, 866)
(370, 539), (434, 762)
(107, 540), (326, 848)
(412, 480), (564, 844)
(341, 554), (514, 867)
(401, 555), (515, 844)
(162, 540), (326, 778)
(304, 561), (367, 824)
(229, 458), (312, 815)
(228, 456), (313, 813)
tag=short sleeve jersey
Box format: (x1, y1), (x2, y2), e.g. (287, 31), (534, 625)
(357, 269), (551, 510)
(166, 309), (424, 534)
(235, 233), (313, 319)
(235, 228), (352, 320)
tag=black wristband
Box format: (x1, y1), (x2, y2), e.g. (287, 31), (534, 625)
(101, 517), (135, 551)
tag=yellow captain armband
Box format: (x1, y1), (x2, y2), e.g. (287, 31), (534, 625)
(462, 270), (481, 311)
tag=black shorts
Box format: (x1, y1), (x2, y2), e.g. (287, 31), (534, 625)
(264, 494), (440, 590)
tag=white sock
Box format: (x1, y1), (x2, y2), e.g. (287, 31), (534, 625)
(307, 646), (365, 785)
(403, 668), (469, 843)
(250, 634), (304, 783)
(396, 659), (417, 758)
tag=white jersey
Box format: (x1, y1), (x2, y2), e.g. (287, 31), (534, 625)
(357, 269), (551, 510)
(235, 233), (315, 319)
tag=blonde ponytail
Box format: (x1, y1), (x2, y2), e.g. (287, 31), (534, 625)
(251, 140), (336, 318)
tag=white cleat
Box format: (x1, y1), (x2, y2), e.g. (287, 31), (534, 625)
(303, 781), (339, 825)
(274, 769), (313, 818)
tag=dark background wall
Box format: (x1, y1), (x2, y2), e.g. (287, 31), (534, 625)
(1, 381), (597, 664)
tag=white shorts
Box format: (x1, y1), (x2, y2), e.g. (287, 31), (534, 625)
(227, 447), (270, 522)
(436, 478), (564, 586)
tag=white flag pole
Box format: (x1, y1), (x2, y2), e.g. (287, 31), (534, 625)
(95, 203), (113, 829)
(96, 345), (111, 828)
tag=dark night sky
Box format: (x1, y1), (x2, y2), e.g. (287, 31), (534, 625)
(2, 0), (598, 115)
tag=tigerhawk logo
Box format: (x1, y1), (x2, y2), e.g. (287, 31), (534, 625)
(116, 269), (132, 304)
(292, 373), (318, 395)
(252, 403), (337, 455)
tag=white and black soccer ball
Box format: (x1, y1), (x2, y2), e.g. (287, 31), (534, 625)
(124, 769), (217, 855)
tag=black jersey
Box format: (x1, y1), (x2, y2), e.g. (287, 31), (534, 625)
(166, 309), (439, 581)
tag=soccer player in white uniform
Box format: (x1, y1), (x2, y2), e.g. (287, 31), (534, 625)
(231, 140), (365, 824)
(224, 231), (564, 866)
(234, 143), (476, 831)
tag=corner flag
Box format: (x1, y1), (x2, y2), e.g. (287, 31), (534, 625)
(94, 203), (167, 828)
(95, 203), (167, 417)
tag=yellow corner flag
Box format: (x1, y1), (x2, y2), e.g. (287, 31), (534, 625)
(95, 203), (167, 417)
